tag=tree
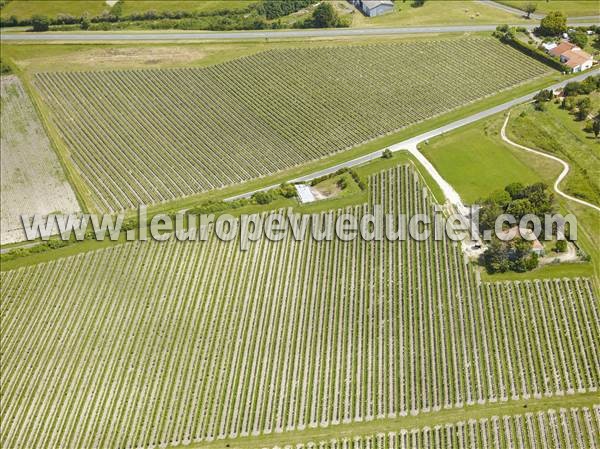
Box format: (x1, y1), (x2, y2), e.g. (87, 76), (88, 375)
(506, 198), (534, 219)
(311, 2), (338, 28)
(31, 14), (50, 32)
(505, 182), (525, 200)
(483, 239), (511, 273)
(555, 239), (567, 252)
(252, 191), (273, 205)
(576, 97), (592, 121)
(382, 149), (393, 159)
(80, 15), (90, 30)
(593, 118), (600, 138)
(568, 30), (588, 48)
(539, 10), (567, 36)
(524, 2), (537, 19)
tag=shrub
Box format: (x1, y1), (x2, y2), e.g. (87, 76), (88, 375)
(30, 15), (50, 32)
(253, 190), (274, 205)
(337, 176), (348, 190)
(555, 239), (567, 252)
(382, 148), (393, 159)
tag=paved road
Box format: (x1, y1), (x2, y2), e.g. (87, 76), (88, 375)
(501, 112), (600, 213)
(1, 21), (598, 41)
(227, 69), (600, 206)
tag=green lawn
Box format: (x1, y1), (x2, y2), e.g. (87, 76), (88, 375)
(118, 0), (253, 15)
(1, 0), (109, 21)
(497, 0), (600, 16)
(420, 114), (542, 203)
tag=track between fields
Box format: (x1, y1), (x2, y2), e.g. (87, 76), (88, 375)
(501, 112), (600, 213)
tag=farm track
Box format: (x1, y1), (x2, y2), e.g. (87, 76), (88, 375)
(1, 165), (598, 449)
(501, 112), (600, 213)
(33, 38), (551, 213)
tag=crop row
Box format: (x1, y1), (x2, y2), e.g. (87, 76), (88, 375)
(267, 405), (600, 449)
(1, 166), (597, 449)
(33, 38), (551, 212)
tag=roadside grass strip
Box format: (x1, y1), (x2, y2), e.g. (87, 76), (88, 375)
(1, 165), (598, 448)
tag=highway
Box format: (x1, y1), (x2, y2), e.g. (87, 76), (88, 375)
(1, 21), (597, 41)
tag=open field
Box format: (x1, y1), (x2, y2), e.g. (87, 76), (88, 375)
(420, 114), (542, 204)
(119, 0), (252, 15)
(496, 1), (600, 16)
(349, 0), (528, 27)
(32, 37), (552, 212)
(507, 96), (600, 206)
(0, 75), (80, 244)
(0, 0), (109, 21)
(1, 165), (598, 448)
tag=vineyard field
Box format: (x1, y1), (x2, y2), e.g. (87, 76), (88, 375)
(1, 165), (597, 449)
(33, 38), (553, 212)
(266, 406), (600, 449)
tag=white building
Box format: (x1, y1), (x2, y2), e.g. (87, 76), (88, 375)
(548, 40), (594, 73)
(349, 0), (394, 17)
(295, 184), (316, 204)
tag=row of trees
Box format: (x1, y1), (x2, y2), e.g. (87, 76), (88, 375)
(6, 0), (348, 32)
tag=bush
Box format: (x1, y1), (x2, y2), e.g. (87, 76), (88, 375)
(382, 148), (393, 159)
(555, 239), (567, 252)
(337, 176), (348, 190)
(30, 14), (50, 32)
(253, 190), (274, 205)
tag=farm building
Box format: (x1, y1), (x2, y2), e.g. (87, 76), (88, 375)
(547, 41), (593, 73)
(498, 227), (545, 256)
(349, 0), (394, 17)
(295, 184), (316, 203)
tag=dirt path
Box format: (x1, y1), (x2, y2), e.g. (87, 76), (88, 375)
(501, 112), (600, 213)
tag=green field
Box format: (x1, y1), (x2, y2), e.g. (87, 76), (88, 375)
(119, 0), (253, 15)
(1, 165), (598, 448)
(349, 0), (529, 27)
(497, 0), (600, 16)
(507, 96), (600, 206)
(420, 114), (542, 204)
(32, 37), (552, 213)
(0, 0), (109, 21)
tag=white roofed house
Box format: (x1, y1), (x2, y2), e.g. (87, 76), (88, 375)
(349, 0), (394, 17)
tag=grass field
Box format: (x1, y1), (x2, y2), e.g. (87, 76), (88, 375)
(1, 165), (598, 449)
(420, 114), (542, 204)
(31, 37), (552, 213)
(507, 95), (600, 206)
(496, 0), (600, 16)
(118, 0), (253, 15)
(0, 75), (80, 244)
(349, 0), (529, 27)
(0, 0), (109, 21)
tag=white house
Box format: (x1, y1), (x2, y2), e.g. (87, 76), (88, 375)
(548, 40), (594, 73)
(349, 0), (394, 17)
